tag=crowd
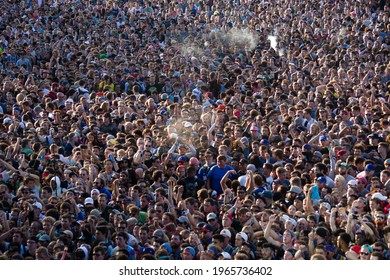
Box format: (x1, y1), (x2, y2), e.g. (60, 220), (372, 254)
(0, 0), (389, 260)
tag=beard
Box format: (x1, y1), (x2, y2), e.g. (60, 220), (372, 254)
(171, 242), (180, 250)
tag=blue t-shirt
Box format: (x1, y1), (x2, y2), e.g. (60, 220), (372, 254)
(311, 185), (321, 201)
(207, 165), (234, 195)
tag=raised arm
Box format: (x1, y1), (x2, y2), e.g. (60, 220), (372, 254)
(245, 170), (254, 194)
(220, 170), (236, 193)
(264, 214), (282, 247)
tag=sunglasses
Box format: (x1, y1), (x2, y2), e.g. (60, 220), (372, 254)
(360, 252), (370, 256)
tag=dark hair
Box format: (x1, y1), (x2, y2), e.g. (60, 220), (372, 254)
(212, 234), (225, 243)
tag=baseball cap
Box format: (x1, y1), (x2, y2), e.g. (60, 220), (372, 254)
(207, 213), (217, 221)
(225, 213), (233, 221)
(339, 162), (349, 168)
(127, 217), (138, 227)
(33, 202), (42, 210)
(260, 139), (269, 145)
(62, 230), (74, 239)
(3, 117), (12, 124)
(183, 121), (192, 128)
(90, 209), (101, 217)
(294, 117), (304, 126)
(218, 252), (232, 259)
(142, 247), (155, 255)
(84, 197), (94, 205)
(365, 163), (375, 171)
(246, 164), (256, 171)
(350, 245), (361, 254)
(236, 232), (248, 242)
(371, 193), (387, 201)
(313, 151), (322, 158)
(152, 229), (165, 240)
(347, 180), (358, 187)
(321, 201), (331, 211)
(196, 222), (206, 229)
(199, 224), (214, 232)
(316, 176), (327, 184)
(287, 218), (297, 228)
(177, 216), (189, 224)
(303, 144), (312, 150)
(220, 229), (231, 238)
(178, 156), (189, 163)
(356, 177), (367, 185)
(184, 246), (196, 257)
(91, 189), (100, 195)
(289, 185), (302, 194)
(38, 234), (51, 242)
(216, 104), (226, 111)
(161, 243), (172, 253)
(233, 109), (241, 118)
(336, 150), (347, 157)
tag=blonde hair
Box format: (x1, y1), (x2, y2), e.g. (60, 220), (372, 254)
(334, 175), (346, 186)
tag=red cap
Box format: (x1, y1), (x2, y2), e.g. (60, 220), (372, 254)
(336, 150), (347, 157)
(216, 104), (226, 111)
(350, 245), (361, 255)
(356, 177), (367, 184)
(233, 109), (241, 118)
(205, 92), (213, 98)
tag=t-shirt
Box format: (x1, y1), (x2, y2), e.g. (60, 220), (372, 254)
(311, 185), (321, 202)
(177, 176), (204, 199)
(207, 165), (234, 195)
